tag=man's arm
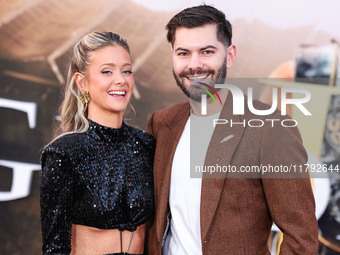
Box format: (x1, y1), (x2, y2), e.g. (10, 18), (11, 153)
(261, 120), (318, 254)
(147, 112), (156, 137)
(145, 111), (158, 255)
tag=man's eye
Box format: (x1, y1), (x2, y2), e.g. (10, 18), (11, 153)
(122, 70), (133, 74)
(202, 50), (214, 55)
(178, 52), (188, 56)
(101, 70), (112, 74)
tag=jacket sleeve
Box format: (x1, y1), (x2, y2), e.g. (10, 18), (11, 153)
(40, 147), (73, 255)
(147, 112), (156, 137)
(260, 120), (319, 254)
(145, 112), (157, 255)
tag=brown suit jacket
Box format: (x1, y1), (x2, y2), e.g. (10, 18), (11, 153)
(146, 96), (318, 255)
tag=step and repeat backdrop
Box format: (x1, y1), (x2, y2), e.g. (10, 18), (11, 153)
(1, 0), (340, 254)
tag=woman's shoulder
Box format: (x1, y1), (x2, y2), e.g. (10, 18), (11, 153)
(125, 124), (155, 146)
(42, 132), (86, 155)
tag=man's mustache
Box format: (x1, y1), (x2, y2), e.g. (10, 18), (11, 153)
(178, 69), (215, 77)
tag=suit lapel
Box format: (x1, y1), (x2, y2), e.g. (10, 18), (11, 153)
(200, 94), (246, 241)
(155, 102), (190, 243)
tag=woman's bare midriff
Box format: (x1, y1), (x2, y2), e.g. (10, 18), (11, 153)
(70, 223), (146, 255)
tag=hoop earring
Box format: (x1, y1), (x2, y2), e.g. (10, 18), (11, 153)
(79, 91), (91, 104)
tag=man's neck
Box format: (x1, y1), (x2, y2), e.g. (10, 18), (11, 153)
(189, 89), (229, 116)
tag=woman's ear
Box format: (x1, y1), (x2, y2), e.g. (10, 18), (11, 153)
(74, 72), (86, 90)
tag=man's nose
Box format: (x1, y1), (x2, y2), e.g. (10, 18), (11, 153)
(188, 54), (203, 70)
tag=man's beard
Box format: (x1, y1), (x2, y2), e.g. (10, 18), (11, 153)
(173, 57), (227, 101)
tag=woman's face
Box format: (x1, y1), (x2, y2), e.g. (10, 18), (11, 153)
(81, 45), (134, 124)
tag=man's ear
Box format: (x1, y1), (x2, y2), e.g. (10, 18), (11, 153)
(74, 72), (87, 90)
(226, 44), (237, 69)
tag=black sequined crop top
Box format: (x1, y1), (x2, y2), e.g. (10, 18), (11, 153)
(40, 120), (155, 254)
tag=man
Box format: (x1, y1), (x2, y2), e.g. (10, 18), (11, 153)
(147, 5), (318, 255)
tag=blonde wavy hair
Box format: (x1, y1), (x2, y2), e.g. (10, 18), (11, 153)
(57, 31), (130, 136)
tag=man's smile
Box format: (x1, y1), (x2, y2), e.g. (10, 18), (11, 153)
(187, 74), (210, 81)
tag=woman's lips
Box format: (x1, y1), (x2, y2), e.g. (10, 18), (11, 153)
(108, 90), (127, 98)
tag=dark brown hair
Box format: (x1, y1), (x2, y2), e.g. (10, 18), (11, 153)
(166, 5), (232, 46)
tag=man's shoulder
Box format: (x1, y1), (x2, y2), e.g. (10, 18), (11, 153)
(152, 101), (189, 121)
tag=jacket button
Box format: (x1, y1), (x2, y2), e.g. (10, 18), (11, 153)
(203, 240), (207, 244)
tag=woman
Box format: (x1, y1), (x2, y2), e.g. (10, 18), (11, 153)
(40, 32), (155, 255)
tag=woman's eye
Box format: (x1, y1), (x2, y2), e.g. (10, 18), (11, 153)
(101, 70), (112, 74)
(122, 70), (133, 74)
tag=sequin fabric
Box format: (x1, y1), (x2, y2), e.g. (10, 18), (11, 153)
(40, 119), (155, 254)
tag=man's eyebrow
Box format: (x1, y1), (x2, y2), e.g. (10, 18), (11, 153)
(201, 45), (218, 51)
(174, 45), (218, 52)
(174, 47), (189, 52)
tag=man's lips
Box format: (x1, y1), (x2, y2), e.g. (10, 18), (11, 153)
(186, 74), (209, 81)
(108, 90), (127, 98)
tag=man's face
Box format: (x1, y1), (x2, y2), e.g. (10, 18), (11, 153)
(171, 24), (236, 101)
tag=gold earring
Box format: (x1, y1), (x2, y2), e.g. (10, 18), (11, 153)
(79, 91), (91, 104)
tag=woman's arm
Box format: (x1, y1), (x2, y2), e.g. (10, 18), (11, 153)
(40, 147), (73, 254)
